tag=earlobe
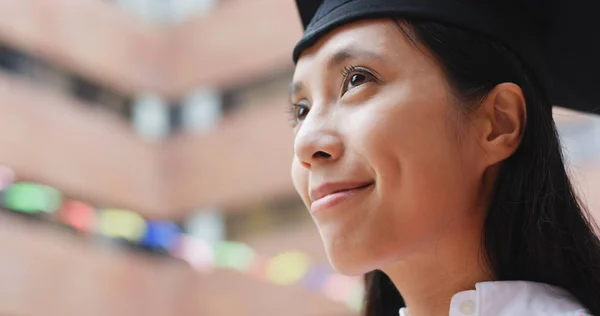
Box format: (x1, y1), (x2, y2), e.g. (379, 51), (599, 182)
(478, 83), (526, 164)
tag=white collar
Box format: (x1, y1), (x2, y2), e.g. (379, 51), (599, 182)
(399, 281), (589, 316)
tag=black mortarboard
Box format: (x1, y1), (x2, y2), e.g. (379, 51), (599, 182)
(293, 0), (600, 114)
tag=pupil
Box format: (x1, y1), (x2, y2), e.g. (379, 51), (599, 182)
(351, 74), (365, 86)
(297, 107), (308, 120)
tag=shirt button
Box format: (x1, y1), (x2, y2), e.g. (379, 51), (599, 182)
(460, 300), (476, 315)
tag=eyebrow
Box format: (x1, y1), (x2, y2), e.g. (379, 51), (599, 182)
(289, 82), (304, 100)
(327, 47), (385, 69)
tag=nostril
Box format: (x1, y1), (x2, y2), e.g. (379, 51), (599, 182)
(313, 151), (331, 159)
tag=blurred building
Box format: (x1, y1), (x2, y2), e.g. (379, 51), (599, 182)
(0, 0), (597, 315)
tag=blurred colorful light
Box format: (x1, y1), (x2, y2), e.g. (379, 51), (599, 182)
(213, 241), (256, 272)
(0, 178), (365, 310)
(98, 209), (147, 242)
(3, 182), (62, 213)
(300, 265), (333, 291)
(266, 251), (311, 286)
(140, 220), (182, 251)
(59, 200), (96, 233)
(175, 235), (214, 273)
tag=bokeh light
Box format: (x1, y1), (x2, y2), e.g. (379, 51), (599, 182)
(213, 241), (256, 272)
(98, 209), (147, 242)
(265, 251), (311, 286)
(176, 235), (215, 273)
(58, 200), (96, 233)
(140, 220), (182, 251)
(3, 182), (62, 214)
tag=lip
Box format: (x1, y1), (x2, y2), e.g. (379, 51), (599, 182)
(309, 181), (374, 214)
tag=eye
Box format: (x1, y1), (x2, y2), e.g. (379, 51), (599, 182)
(295, 105), (310, 121)
(348, 73), (367, 88)
(288, 103), (310, 125)
(341, 66), (376, 95)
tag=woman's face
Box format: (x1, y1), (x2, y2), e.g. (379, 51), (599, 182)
(290, 19), (488, 275)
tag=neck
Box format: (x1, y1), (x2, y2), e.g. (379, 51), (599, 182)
(383, 219), (493, 316)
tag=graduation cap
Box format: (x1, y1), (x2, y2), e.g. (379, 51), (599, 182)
(293, 0), (600, 114)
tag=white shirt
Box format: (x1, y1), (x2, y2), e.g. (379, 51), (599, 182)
(399, 281), (591, 316)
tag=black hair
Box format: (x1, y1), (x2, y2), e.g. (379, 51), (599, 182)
(363, 19), (600, 316)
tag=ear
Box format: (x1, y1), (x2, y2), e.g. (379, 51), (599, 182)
(472, 83), (526, 166)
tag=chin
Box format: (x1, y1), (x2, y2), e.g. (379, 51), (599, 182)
(321, 228), (402, 277)
(323, 243), (376, 276)
(316, 220), (391, 276)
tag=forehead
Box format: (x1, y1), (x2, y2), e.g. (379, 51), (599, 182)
(294, 19), (408, 77)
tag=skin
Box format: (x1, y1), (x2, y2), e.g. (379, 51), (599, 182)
(290, 19), (525, 316)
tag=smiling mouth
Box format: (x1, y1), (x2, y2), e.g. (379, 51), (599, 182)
(310, 182), (374, 214)
(330, 182), (373, 195)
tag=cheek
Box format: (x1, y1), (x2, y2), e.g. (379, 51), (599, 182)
(363, 92), (481, 244)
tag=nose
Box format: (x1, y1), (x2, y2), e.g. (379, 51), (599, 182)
(293, 117), (344, 169)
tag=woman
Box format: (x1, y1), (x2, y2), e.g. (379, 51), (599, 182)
(288, 0), (600, 315)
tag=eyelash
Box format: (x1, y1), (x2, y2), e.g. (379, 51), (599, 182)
(340, 65), (377, 93)
(287, 104), (306, 127)
(341, 64), (358, 79)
